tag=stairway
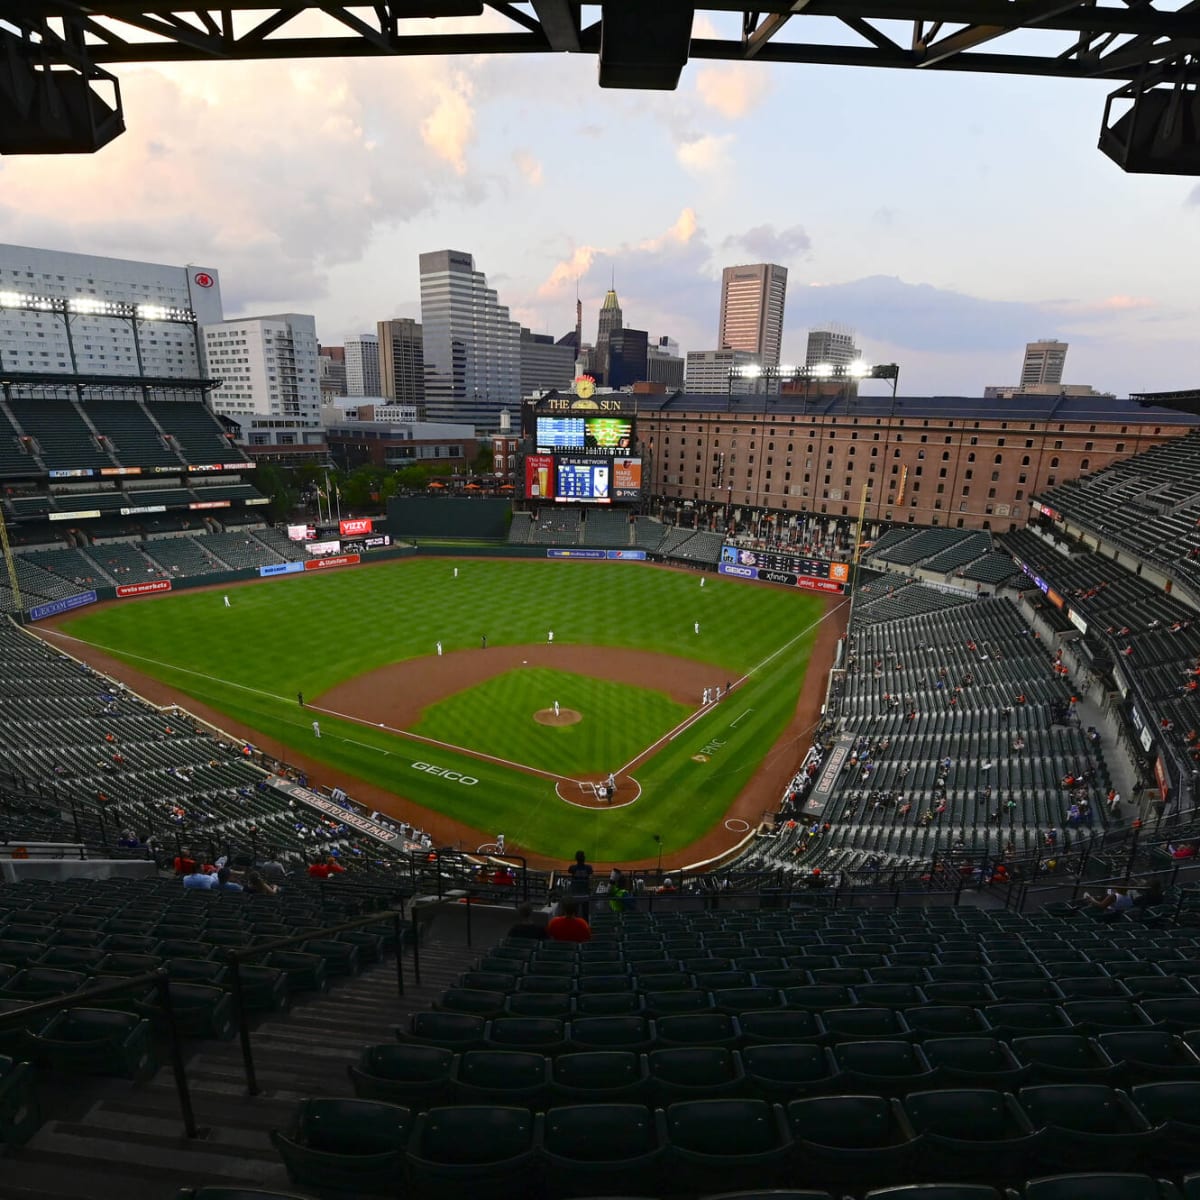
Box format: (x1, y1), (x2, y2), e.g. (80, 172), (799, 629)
(0, 939), (471, 1200)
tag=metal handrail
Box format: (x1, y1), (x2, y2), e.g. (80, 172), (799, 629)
(0, 967), (197, 1137)
(222, 905), (407, 1096)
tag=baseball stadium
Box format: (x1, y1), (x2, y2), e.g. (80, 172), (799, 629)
(3, 3), (1200, 1199)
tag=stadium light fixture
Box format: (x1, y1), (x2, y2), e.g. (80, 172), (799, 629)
(848, 359), (872, 378)
(813, 362), (834, 378)
(741, 363), (762, 378)
(136, 304), (169, 321)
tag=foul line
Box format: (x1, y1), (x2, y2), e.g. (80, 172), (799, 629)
(730, 708), (754, 728)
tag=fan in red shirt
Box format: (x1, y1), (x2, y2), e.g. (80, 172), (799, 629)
(307, 855), (346, 880)
(546, 898), (592, 943)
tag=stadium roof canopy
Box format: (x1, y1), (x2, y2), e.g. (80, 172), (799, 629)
(634, 391), (1200, 424)
(3, 2), (1200, 171)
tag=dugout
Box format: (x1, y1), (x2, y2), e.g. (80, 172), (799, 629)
(388, 496), (510, 540)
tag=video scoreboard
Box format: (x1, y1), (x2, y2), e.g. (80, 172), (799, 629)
(719, 544), (850, 594)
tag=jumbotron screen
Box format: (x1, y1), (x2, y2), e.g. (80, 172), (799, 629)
(535, 415), (634, 454)
(524, 454), (642, 503)
(720, 545), (850, 582)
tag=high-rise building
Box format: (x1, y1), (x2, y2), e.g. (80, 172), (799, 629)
(520, 328), (575, 395)
(344, 333), (380, 397)
(647, 336), (685, 389)
(594, 287), (624, 384)
(718, 263), (787, 369)
(376, 318), (425, 406)
(201, 314), (323, 447)
(805, 327), (859, 370)
(607, 328), (649, 388)
(1021, 339), (1068, 387)
(318, 346), (346, 400)
(419, 249), (521, 430)
(685, 349), (760, 393)
(0, 242), (223, 384)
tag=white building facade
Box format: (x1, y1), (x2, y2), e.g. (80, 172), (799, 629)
(0, 242), (223, 381)
(684, 349), (760, 394)
(419, 249), (520, 431)
(344, 333), (381, 397)
(201, 313), (323, 448)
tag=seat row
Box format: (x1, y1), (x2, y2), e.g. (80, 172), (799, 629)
(269, 1090), (1200, 1199)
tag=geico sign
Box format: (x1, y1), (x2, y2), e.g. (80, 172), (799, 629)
(411, 761), (478, 786)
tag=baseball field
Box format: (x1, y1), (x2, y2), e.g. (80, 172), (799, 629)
(47, 556), (836, 865)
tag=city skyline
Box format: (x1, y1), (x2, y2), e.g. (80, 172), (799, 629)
(0, 10), (1195, 398)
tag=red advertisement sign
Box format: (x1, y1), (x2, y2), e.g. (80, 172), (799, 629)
(796, 576), (846, 594)
(189, 500), (231, 510)
(303, 553), (361, 571)
(1155, 756), (1170, 800)
(117, 579), (172, 598)
(525, 454), (555, 501)
(339, 518), (373, 536)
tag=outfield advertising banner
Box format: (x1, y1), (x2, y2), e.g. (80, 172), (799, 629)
(719, 562), (845, 594)
(29, 590), (98, 622)
(303, 553), (360, 571)
(720, 544), (849, 584)
(607, 549), (646, 561)
(267, 776), (402, 844)
(547, 549), (606, 560)
(117, 579), (172, 598)
(260, 562), (304, 578)
(339, 518), (373, 536)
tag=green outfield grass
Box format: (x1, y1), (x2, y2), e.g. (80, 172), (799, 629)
(411, 668), (690, 776)
(56, 556), (831, 861)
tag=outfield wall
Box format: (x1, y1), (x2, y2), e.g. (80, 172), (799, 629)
(388, 496), (511, 539)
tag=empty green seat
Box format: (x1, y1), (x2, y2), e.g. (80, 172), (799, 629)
(348, 1044), (454, 1108)
(902, 1087), (1042, 1181)
(567, 1016), (655, 1053)
(786, 1094), (915, 1189)
(301, 939), (359, 977)
(265, 951), (327, 993)
(1131, 1081), (1200, 1170)
(452, 1049), (550, 1106)
(904, 1007), (991, 1037)
(504, 991), (573, 1019)
(656, 1012), (740, 1049)
(641, 989), (711, 1017)
(823, 1007), (912, 1043)
(1023, 1173), (1179, 1200)
(0, 1055), (40, 1146)
(401, 1011), (485, 1050)
(408, 1104), (534, 1200)
(1013, 1036), (1122, 1083)
(741, 1042), (839, 1100)
(550, 1050), (648, 1104)
(437, 988), (506, 1018)
(833, 1040), (938, 1096)
(573, 993), (639, 1016)
(1017, 1084), (1157, 1171)
(25, 1008), (154, 1079)
(665, 1098), (792, 1193)
(1101, 1032), (1200, 1081)
(540, 1102), (667, 1197)
(983, 1004), (1071, 1039)
(271, 1097), (411, 1194)
(139, 981), (234, 1040)
(164, 958), (228, 987)
(647, 1046), (745, 1103)
(486, 1017), (567, 1053)
(922, 1037), (1030, 1089)
(861, 1187), (1004, 1200)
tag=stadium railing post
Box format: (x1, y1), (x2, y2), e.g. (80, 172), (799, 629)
(226, 952), (259, 1096)
(394, 910), (404, 996)
(154, 968), (200, 1138)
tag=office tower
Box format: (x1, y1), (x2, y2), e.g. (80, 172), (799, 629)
(805, 326), (859, 369)
(0, 241), (222, 381)
(344, 333), (380, 396)
(718, 263), (787, 369)
(419, 249), (521, 430)
(607, 328), (649, 388)
(377, 318), (425, 405)
(647, 336), (685, 389)
(595, 286), (624, 383)
(1021, 339), (1068, 387)
(201, 313), (322, 442)
(685, 349), (760, 393)
(520, 328), (575, 394)
(318, 345), (347, 400)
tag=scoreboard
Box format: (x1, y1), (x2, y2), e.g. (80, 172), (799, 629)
(719, 544), (850, 594)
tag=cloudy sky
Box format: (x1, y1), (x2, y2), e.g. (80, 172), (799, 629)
(1, 8), (1198, 396)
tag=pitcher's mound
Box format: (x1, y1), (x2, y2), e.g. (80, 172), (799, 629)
(535, 708), (582, 726)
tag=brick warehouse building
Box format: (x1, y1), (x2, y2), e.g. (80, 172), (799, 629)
(633, 392), (1200, 532)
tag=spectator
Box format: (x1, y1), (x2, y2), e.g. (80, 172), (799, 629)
(307, 855), (346, 880)
(565, 849), (593, 916)
(507, 902), (547, 940)
(215, 867), (243, 893)
(1170, 842), (1198, 859)
(182, 866), (218, 890)
(546, 898), (592, 943)
(1082, 886), (1134, 919)
(243, 870), (278, 896)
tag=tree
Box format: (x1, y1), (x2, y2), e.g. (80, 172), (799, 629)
(470, 442), (494, 475)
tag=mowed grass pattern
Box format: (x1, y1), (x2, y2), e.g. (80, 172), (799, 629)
(411, 668), (690, 776)
(57, 556), (832, 860)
